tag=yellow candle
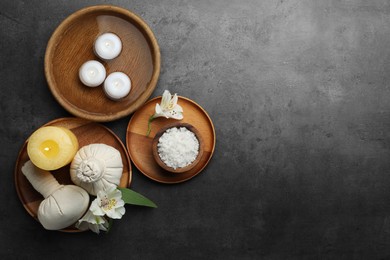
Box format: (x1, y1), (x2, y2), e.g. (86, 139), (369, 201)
(27, 126), (79, 171)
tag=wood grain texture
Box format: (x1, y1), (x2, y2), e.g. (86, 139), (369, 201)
(126, 97), (216, 184)
(14, 117), (132, 232)
(44, 5), (160, 122)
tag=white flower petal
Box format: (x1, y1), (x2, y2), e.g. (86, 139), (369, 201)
(156, 111), (171, 119)
(99, 221), (109, 232)
(154, 114), (166, 119)
(161, 90), (171, 108)
(171, 114), (183, 120)
(117, 206), (126, 215)
(90, 199), (105, 216)
(75, 220), (89, 231)
(106, 208), (124, 219)
(153, 90), (184, 121)
(168, 110), (183, 120)
(106, 185), (117, 194)
(116, 199), (125, 207)
(78, 210), (94, 222)
(91, 215), (106, 225)
(155, 103), (163, 114)
(76, 211), (108, 234)
(174, 104), (183, 113)
(164, 111), (172, 119)
(171, 94), (178, 106)
(89, 223), (100, 234)
(154, 104), (167, 118)
(89, 217), (109, 234)
(110, 189), (123, 201)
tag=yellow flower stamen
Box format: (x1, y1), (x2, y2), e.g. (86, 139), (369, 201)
(101, 197), (117, 211)
(167, 101), (175, 110)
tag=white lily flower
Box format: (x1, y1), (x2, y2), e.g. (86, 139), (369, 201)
(90, 186), (126, 219)
(147, 90), (184, 136)
(76, 210), (109, 234)
(154, 90), (183, 120)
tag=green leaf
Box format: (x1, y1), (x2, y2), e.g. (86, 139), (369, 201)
(118, 187), (157, 208)
(146, 114), (155, 137)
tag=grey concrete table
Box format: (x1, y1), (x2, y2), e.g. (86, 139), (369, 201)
(1, 0), (390, 259)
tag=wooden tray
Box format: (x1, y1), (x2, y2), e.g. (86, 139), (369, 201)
(45, 5), (160, 122)
(126, 97), (216, 184)
(14, 117), (132, 232)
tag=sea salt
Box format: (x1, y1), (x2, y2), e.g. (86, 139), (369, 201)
(157, 127), (199, 169)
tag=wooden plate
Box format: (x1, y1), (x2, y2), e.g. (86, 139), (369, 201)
(126, 97), (216, 184)
(14, 117), (132, 232)
(45, 5), (160, 122)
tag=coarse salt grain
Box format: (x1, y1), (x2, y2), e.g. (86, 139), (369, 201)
(157, 127), (199, 169)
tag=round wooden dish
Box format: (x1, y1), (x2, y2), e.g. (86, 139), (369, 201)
(14, 117), (132, 232)
(45, 5), (160, 122)
(152, 123), (204, 173)
(126, 96), (216, 184)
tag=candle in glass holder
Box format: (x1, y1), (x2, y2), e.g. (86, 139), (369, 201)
(104, 72), (131, 100)
(94, 33), (122, 60)
(27, 126), (79, 171)
(79, 60), (106, 87)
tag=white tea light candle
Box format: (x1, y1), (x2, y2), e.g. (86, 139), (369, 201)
(79, 60), (106, 87)
(94, 33), (122, 60)
(104, 72), (131, 100)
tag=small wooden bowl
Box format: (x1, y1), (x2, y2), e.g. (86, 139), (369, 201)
(152, 123), (204, 173)
(45, 5), (160, 122)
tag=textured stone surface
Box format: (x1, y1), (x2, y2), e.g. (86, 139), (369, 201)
(2, 0), (390, 258)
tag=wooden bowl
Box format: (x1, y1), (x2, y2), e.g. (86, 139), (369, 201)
(14, 117), (132, 232)
(45, 5), (160, 122)
(127, 96), (216, 183)
(152, 123), (204, 173)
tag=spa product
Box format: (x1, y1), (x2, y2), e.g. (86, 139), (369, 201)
(94, 33), (122, 60)
(103, 72), (131, 100)
(79, 60), (106, 87)
(27, 126), (78, 171)
(157, 127), (199, 169)
(22, 161), (89, 230)
(70, 143), (123, 196)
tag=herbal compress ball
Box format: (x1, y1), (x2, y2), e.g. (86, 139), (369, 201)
(70, 143), (123, 195)
(22, 161), (89, 230)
